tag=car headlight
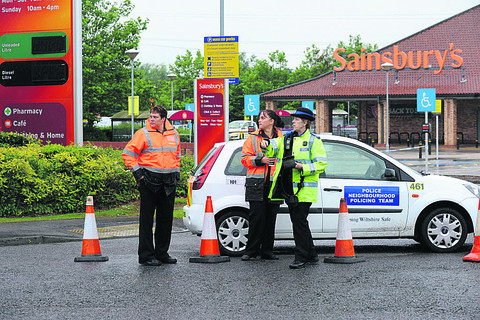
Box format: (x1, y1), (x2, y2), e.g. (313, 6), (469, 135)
(463, 183), (480, 198)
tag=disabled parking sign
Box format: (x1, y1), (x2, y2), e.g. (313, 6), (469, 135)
(417, 88), (436, 112)
(244, 95), (259, 116)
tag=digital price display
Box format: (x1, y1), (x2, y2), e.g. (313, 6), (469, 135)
(32, 35), (67, 55)
(0, 60), (68, 86)
(0, 0), (77, 145)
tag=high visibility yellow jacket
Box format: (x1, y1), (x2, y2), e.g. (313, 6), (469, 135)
(263, 130), (327, 203)
(122, 119), (181, 181)
(241, 128), (284, 180)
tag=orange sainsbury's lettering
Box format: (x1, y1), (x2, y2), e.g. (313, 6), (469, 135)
(408, 51), (422, 69)
(381, 52), (393, 65)
(347, 53), (360, 71)
(451, 48), (463, 68)
(333, 43), (464, 74)
(393, 46), (407, 69)
(333, 48), (346, 71)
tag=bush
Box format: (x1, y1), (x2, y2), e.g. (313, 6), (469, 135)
(0, 141), (139, 217)
(0, 132), (40, 147)
(178, 156), (194, 198)
(0, 133), (195, 217)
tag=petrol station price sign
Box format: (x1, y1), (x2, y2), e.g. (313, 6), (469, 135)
(0, 0), (76, 145)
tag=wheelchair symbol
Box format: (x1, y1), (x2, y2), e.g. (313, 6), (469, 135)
(421, 92), (431, 108)
(247, 98), (256, 112)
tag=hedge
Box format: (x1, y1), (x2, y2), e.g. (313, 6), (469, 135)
(0, 132), (194, 217)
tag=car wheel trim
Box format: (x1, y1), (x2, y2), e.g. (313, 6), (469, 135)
(426, 213), (463, 249)
(218, 216), (249, 252)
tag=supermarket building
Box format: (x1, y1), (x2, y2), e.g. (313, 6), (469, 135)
(261, 5), (480, 147)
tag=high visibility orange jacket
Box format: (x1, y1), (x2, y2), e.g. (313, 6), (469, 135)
(122, 118), (181, 181)
(241, 128), (283, 180)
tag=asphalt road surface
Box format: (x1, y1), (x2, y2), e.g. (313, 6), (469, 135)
(1, 232), (479, 320)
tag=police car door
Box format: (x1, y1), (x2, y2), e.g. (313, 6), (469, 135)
(319, 140), (409, 235)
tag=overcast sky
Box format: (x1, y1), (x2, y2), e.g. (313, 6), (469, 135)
(129, 0), (480, 69)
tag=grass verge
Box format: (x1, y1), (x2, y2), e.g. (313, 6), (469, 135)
(0, 198), (187, 223)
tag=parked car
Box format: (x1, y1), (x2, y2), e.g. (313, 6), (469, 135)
(228, 120), (258, 140)
(183, 134), (479, 256)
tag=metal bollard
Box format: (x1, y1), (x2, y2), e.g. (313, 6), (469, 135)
(419, 142), (423, 159)
(407, 139), (410, 147)
(457, 137), (460, 150)
(371, 139), (375, 148)
(476, 140), (478, 148)
(428, 140), (431, 155)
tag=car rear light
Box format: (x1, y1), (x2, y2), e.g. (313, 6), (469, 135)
(192, 145), (224, 190)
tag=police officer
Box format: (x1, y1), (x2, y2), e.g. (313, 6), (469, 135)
(260, 107), (327, 269)
(122, 105), (181, 266)
(240, 109), (284, 261)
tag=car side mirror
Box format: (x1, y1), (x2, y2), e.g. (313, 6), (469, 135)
(384, 168), (396, 180)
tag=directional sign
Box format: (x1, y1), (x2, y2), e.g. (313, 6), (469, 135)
(417, 88), (436, 112)
(302, 101), (314, 111)
(433, 100), (442, 114)
(204, 36), (239, 84)
(244, 95), (259, 116)
(185, 103), (194, 112)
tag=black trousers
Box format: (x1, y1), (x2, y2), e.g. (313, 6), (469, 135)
(138, 181), (175, 263)
(244, 200), (279, 257)
(288, 202), (317, 262)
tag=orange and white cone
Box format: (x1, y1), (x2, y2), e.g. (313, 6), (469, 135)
(463, 199), (480, 262)
(74, 196), (108, 262)
(324, 198), (365, 264)
(189, 196), (230, 263)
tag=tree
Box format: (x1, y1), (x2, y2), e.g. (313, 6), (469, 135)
(82, 0), (148, 123)
(138, 63), (169, 84)
(289, 44), (334, 84)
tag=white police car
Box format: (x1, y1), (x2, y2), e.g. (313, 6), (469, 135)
(183, 135), (479, 256)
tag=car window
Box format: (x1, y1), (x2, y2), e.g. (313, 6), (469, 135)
(225, 147), (247, 176)
(323, 141), (387, 180)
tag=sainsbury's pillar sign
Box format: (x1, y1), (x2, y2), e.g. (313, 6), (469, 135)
(334, 44), (463, 74)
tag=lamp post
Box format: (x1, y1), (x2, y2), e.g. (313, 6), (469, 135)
(381, 62), (394, 153)
(125, 49), (139, 138)
(181, 88), (187, 101)
(167, 73), (177, 111)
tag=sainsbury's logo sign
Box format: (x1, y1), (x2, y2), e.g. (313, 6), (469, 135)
(199, 83), (224, 90)
(334, 44), (463, 74)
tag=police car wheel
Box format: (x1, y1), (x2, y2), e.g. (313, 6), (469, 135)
(215, 211), (249, 257)
(420, 208), (467, 253)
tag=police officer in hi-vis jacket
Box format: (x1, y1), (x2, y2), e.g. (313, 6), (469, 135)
(260, 107), (327, 269)
(240, 109), (284, 261)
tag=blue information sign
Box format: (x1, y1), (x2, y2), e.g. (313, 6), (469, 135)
(344, 186), (399, 206)
(185, 103), (194, 112)
(244, 95), (260, 116)
(302, 101), (314, 111)
(417, 88), (436, 112)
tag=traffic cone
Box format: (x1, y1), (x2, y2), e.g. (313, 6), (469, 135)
(324, 198), (365, 264)
(189, 196), (230, 263)
(463, 199), (480, 262)
(74, 196), (109, 262)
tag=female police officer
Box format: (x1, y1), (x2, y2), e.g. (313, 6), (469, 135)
(260, 107), (327, 269)
(240, 109), (284, 261)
